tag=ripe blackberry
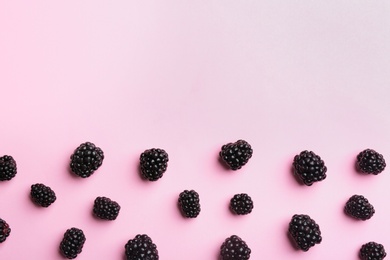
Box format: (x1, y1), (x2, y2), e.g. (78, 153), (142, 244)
(293, 150), (327, 186)
(125, 234), (159, 260)
(220, 140), (253, 170)
(220, 235), (251, 260)
(0, 218), (11, 243)
(360, 242), (387, 260)
(178, 190), (201, 218)
(93, 197), (121, 220)
(60, 227), (86, 259)
(70, 142), (104, 178)
(345, 195), (375, 220)
(140, 148), (169, 181)
(30, 183), (57, 207)
(357, 149), (386, 175)
(230, 193), (254, 215)
(0, 155), (17, 181)
(288, 214), (322, 251)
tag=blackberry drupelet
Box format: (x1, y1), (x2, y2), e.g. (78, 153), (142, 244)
(0, 155), (17, 181)
(60, 227), (86, 259)
(70, 142), (104, 178)
(93, 197), (121, 220)
(125, 234), (159, 260)
(0, 218), (11, 243)
(220, 235), (251, 260)
(230, 193), (254, 215)
(288, 214), (322, 251)
(178, 190), (201, 218)
(293, 150), (327, 186)
(360, 242), (387, 260)
(357, 149), (386, 175)
(140, 148), (169, 181)
(220, 140), (253, 170)
(30, 183), (57, 207)
(345, 195), (375, 220)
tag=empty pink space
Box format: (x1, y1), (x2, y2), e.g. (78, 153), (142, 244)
(1, 1), (390, 259)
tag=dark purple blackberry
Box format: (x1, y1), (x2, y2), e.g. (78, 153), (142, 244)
(345, 195), (375, 220)
(0, 218), (11, 243)
(293, 150), (327, 186)
(125, 234), (159, 260)
(178, 190), (201, 218)
(140, 148), (169, 181)
(220, 140), (253, 170)
(60, 227), (86, 259)
(357, 149), (386, 175)
(220, 235), (251, 260)
(230, 193), (254, 215)
(288, 214), (322, 251)
(360, 242), (387, 260)
(30, 183), (57, 207)
(70, 142), (104, 178)
(0, 155), (17, 181)
(93, 196), (121, 220)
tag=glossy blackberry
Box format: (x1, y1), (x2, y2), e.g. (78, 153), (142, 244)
(230, 193), (254, 215)
(293, 150), (327, 186)
(125, 234), (159, 260)
(140, 148), (169, 181)
(178, 190), (201, 218)
(0, 218), (11, 243)
(357, 149), (386, 175)
(288, 214), (322, 251)
(220, 235), (251, 260)
(93, 197), (121, 220)
(60, 227), (86, 259)
(0, 155), (17, 181)
(220, 140), (253, 170)
(360, 242), (387, 260)
(70, 142), (104, 178)
(30, 183), (57, 207)
(345, 195), (375, 220)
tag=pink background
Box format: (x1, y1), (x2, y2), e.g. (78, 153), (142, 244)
(1, 1), (390, 259)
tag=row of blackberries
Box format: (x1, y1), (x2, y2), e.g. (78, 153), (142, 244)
(0, 216), (385, 260)
(18, 182), (380, 221)
(19, 182), (250, 217)
(0, 141), (386, 184)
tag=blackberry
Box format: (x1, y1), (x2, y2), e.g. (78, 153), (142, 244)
(140, 148), (169, 181)
(0, 218), (11, 243)
(288, 214), (322, 251)
(125, 234), (159, 260)
(60, 227), (86, 259)
(30, 183), (57, 207)
(230, 193), (254, 215)
(357, 149), (386, 175)
(345, 195), (375, 220)
(93, 196), (121, 220)
(293, 150), (327, 186)
(220, 140), (253, 170)
(220, 235), (251, 260)
(70, 142), (104, 178)
(178, 190), (201, 218)
(360, 242), (387, 260)
(0, 155), (17, 181)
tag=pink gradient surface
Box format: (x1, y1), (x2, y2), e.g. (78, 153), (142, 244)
(1, 1), (390, 259)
